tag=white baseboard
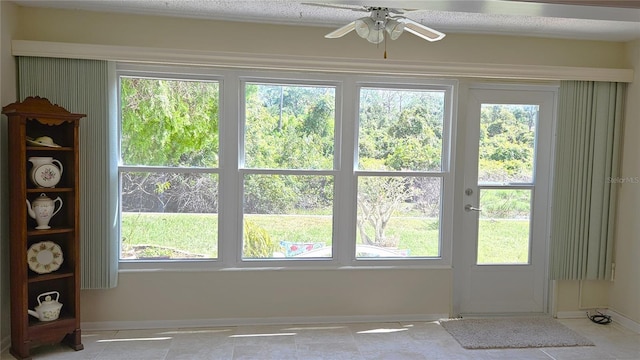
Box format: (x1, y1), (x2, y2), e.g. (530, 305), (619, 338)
(82, 313), (450, 331)
(606, 309), (640, 334)
(555, 311), (588, 319)
(556, 309), (640, 334)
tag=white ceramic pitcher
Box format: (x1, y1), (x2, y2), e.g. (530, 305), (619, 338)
(28, 157), (63, 188)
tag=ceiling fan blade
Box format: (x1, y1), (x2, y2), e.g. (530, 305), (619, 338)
(325, 21), (357, 38)
(402, 18), (446, 42)
(387, 7), (416, 14)
(301, 2), (369, 12)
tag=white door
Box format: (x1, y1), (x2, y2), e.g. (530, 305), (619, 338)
(454, 86), (556, 315)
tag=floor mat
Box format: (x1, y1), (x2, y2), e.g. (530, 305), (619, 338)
(439, 317), (595, 349)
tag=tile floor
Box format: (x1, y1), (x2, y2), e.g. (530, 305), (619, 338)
(1, 318), (638, 359)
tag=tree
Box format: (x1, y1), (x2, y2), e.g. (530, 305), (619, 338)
(120, 77), (219, 167)
(355, 89), (445, 247)
(120, 78), (220, 213)
(357, 175), (417, 247)
(244, 83), (335, 170)
(478, 104), (537, 182)
(243, 83), (335, 214)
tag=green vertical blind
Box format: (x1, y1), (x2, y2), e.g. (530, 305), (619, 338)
(551, 81), (624, 280)
(18, 57), (118, 289)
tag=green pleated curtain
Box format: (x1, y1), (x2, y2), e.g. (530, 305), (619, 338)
(18, 57), (118, 289)
(550, 81), (625, 281)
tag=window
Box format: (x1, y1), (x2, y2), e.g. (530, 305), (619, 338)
(117, 66), (454, 266)
(119, 76), (220, 260)
(356, 87), (448, 258)
(242, 82), (337, 259)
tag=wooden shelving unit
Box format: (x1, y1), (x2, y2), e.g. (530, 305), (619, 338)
(3, 97), (85, 359)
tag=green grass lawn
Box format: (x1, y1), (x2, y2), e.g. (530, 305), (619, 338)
(121, 212), (219, 257)
(121, 212), (530, 262)
(478, 219), (530, 264)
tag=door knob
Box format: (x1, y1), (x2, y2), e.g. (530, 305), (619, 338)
(464, 204), (482, 212)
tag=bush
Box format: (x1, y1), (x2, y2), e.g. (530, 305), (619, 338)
(243, 220), (279, 258)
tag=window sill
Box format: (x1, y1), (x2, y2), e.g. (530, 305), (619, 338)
(118, 259), (452, 273)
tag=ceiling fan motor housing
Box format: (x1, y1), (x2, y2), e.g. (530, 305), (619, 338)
(371, 8), (389, 30)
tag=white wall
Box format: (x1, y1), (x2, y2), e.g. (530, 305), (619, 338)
(609, 39), (640, 324)
(1, 0), (19, 350)
(82, 269), (451, 327)
(14, 7), (627, 69)
(6, 5), (637, 329)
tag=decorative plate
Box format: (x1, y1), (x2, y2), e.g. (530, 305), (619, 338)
(27, 241), (63, 274)
(31, 164), (61, 188)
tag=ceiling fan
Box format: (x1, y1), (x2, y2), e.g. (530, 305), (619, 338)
(305, 3), (445, 44)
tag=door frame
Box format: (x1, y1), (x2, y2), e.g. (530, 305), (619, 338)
(452, 82), (558, 316)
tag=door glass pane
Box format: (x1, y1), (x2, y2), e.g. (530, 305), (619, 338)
(356, 176), (441, 258)
(477, 189), (531, 265)
(243, 174), (333, 259)
(478, 104), (538, 184)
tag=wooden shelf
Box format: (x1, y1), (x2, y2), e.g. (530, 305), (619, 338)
(28, 271), (74, 283)
(27, 228), (74, 236)
(28, 315), (76, 329)
(27, 187), (73, 193)
(26, 146), (74, 152)
(4, 96), (85, 359)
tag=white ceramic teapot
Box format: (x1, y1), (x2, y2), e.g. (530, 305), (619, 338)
(26, 193), (63, 230)
(28, 156), (63, 188)
(28, 291), (63, 322)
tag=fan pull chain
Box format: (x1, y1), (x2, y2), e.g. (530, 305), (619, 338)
(384, 34), (388, 59)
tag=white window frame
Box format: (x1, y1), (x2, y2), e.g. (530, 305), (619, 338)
(238, 76), (342, 266)
(116, 63), (456, 270)
(351, 79), (456, 266)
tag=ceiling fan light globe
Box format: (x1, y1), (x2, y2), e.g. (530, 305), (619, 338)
(355, 17), (373, 38)
(366, 29), (384, 44)
(385, 19), (404, 40)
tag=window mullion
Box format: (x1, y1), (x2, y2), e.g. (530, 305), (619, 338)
(334, 77), (358, 265)
(218, 72), (242, 267)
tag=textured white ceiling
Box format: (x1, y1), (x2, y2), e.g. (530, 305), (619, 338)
(10, 0), (640, 41)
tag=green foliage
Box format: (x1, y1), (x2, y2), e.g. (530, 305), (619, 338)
(385, 107), (442, 171)
(120, 77), (219, 167)
(244, 175), (333, 214)
(386, 137), (441, 171)
(303, 96), (334, 137)
(478, 104), (537, 182)
(244, 174), (297, 214)
(242, 83), (336, 215)
(243, 220), (279, 258)
(120, 78), (538, 256)
(479, 189), (531, 219)
(244, 83), (335, 171)
(359, 89), (445, 172)
(355, 89), (446, 244)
